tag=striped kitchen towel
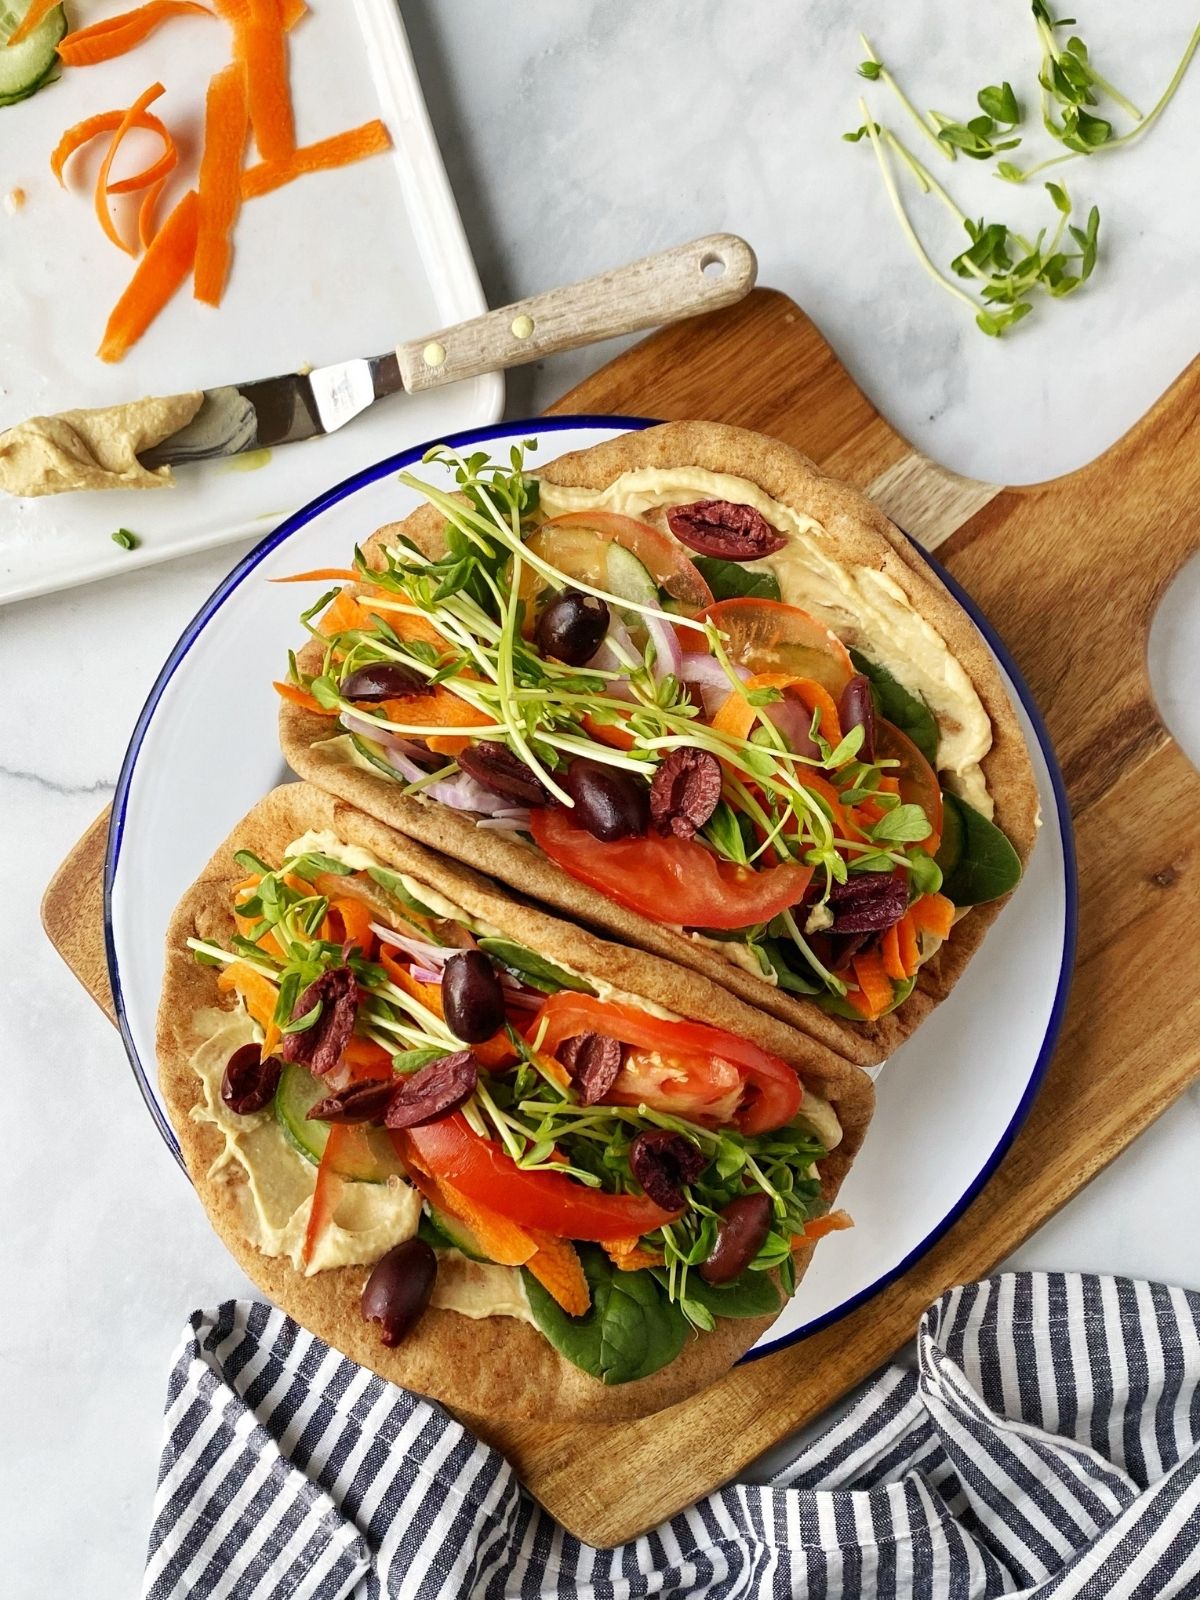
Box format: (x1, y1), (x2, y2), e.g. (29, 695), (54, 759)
(143, 1273), (1200, 1599)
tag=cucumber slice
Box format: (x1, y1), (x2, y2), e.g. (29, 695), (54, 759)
(0, 4), (66, 106)
(605, 545), (659, 611)
(275, 1061), (405, 1183)
(348, 730), (402, 780)
(423, 1204), (489, 1262)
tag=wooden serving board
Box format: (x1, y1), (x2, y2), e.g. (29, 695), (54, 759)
(42, 290), (1200, 1545)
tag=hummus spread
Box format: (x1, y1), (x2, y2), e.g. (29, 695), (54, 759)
(537, 467), (994, 816)
(189, 1007), (534, 1319)
(0, 391), (204, 496)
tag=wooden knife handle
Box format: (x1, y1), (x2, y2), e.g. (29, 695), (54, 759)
(394, 233), (757, 393)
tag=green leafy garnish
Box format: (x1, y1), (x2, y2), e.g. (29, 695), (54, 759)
(692, 557), (782, 603)
(523, 1247), (689, 1386)
(476, 937), (592, 996)
(935, 793), (1023, 904)
(849, 650), (938, 765)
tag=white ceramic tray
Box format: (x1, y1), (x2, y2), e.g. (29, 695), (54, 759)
(105, 416), (1075, 1354)
(0, 0), (502, 604)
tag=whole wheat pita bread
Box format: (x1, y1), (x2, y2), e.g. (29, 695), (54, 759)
(158, 781), (873, 1425)
(279, 421), (1039, 1068)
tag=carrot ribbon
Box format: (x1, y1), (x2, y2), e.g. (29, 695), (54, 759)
(194, 59), (248, 306)
(98, 187), (200, 361)
(57, 2), (214, 67)
(242, 119), (391, 198)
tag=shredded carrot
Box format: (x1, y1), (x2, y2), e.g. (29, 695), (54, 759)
(237, 0), (294, 162)
(581, 711), (635, 752)
(216, 959), (281, 1058)
(896, 912), (920, 978)
(712, 672), (841, 746)
(316, 588), (377, 638)
(795, 1210), (853, 1244)
(323, 896), (376, 957)
(340, 1036), (394, 1078)
(194, 60), (248, 307)
(272, 680), (333, 714)
(881, 923), (906, 982)
(51, 108), (177, 194)
(524, 1232), (591, 1315)
(909, 892), (955, 941)
(271, 567), (362, 584)
(277, 0), (305, 26)
(6, 0), (60, 46)
(846, 949), (894, 1021)
(95, 83), (167, 255)
(374, 688), (495, 759)
(389, 608), (449, 650)
(604, 1238), (665, 1272)
(57, 2), (214, 66)
(442, 1181), (539, 1267)
(98, 187), (199, 360)
(138, 175), (167, 248)
(301, 1124), (350, 1268)
(241, 119), (391, 198)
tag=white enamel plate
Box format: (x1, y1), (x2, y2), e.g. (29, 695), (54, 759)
(106, 418), (1076, 1355)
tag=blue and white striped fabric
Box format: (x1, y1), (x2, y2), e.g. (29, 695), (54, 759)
(142, 1273), (1200, 1599)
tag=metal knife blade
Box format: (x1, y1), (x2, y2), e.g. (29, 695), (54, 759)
(139, 352), (404, 468)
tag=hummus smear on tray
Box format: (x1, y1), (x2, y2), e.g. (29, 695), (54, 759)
(277, 421), (1037, 1055)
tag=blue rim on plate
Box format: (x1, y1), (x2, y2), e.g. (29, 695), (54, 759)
(104, 414), (1077, 1356)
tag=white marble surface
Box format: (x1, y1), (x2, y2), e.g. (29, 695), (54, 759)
(3, 2), (1200, 1593)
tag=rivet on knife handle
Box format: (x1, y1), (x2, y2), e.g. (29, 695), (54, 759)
(394, 233), (757, 394)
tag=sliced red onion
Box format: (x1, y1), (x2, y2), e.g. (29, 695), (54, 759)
(475, 811), (532, 835)
(678, 653), (751, 718)
(340, 712), (436, 766)
(643, 611), (683, 684)
(408, 964), (444, 985)
(764, 698), (822, 760)
(369, 924), (455, 968)
(499, 988), (544, 1012)
(584, 615), (639, 696)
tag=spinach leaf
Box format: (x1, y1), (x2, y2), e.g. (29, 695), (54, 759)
(669, 1270), (782, 1320)
(849, 649), (939, 766)
(477, 937), (592, 995)
(935, 793), (1022, 905)
(523, 1246), (689, 1385)
(760, 940), (823, 995)
(692, 557), (782, 602)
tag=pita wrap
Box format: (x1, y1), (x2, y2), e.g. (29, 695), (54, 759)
(279, 422), (1039, 1067)
(158, 782), (873, 1425)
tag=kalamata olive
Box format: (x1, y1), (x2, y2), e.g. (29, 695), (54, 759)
(558, 1032), (623, 1106)
(361, 1238), (437, 1346)
(699, 1192), (774, 1285)
(629, 1129), (707, 1211)
(838, 674), (876, 763)
(442, 950), (506, 1043)
(307, 1079), (397, 1124)
(535, 588), (610, 666)
(220, 1044), (282, 1115)
(649, 747), (722, 840)
(340, 661), (428, 701)
(828, 872), (907, 933)
(563, 758), (649, 842)
(280, 966), (358, 1075)
(384, 1050), (478, 1129)
(457, 741), (548, 806)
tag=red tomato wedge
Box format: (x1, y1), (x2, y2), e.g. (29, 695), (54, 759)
(689, 599), (854, 695)
(529, 807), (813, 931)
(532, 993), (803, 1134)
(524, 512), (714, 613)
(875, 719), (943, 851)
(396, 1113), (680, 1240)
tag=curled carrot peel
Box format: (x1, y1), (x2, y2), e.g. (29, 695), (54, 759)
(51, 108), (174, 188)
(98, 187), (200, 361)
(138, 175), (167, 248)
(271, 567), (362, 583)
(96, 83), (166, 256)
(6, 0), (59, 46)
(242, 119), (392, 198)
(272, 680), (334, 715)
(57, 2), (214, 67)
(194, 60), (248, 307)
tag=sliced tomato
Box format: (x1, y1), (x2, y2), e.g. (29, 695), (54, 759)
(397, 1113), (680, 1239)
(523, 512), (714, 613)
(690, 599), (854, 695)
(875, 719), (943, 851)
(532, 992), (803, 1134)
(530, 807), (812, 931)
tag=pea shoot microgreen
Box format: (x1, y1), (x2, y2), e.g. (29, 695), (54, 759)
(111, 528), (138, 550)
(847, 4), (1199, 333)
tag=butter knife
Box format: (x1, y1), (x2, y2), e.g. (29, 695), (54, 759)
(139, 234), (756, 469)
